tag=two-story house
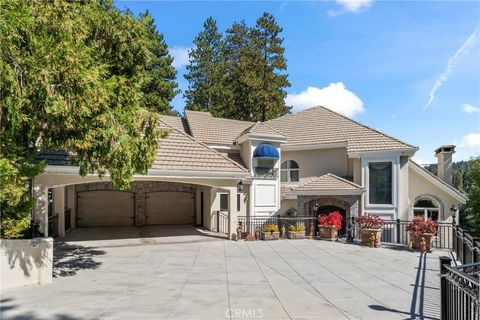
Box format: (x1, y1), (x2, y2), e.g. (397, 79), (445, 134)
(33, 106), (467, 239)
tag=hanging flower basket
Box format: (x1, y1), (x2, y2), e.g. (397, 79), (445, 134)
(318, 211), (343, 241)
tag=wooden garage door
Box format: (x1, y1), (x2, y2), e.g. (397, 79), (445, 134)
(146, 191), (194, 225)
(77, 191), (134, 227)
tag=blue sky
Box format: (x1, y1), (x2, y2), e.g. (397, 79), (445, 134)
(116, 0), (480, 164)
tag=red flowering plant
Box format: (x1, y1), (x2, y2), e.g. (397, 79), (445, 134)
(356, 215), (385, 230)
(406, 216), (438, 239)
(318, 211), (343, 231)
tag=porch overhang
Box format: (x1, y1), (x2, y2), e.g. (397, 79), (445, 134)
(292, 189), (365, 196)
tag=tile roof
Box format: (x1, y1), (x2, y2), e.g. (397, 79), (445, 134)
(293, 173), (364, 193)
(160, 115), (187, 133)
(184, 110), (253, 145)
(152, 119), (250, 175)
(264, 106), (417, 153)
(238, 122), (287, 139)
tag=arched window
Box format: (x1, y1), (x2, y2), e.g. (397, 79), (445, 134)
(281, 160), (299, 182)
(413, 197), (441, 221)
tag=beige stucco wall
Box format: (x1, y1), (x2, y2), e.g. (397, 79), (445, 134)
(281, 148), (348, 183)
(278, 199), (298, 216)
(0, 238), (53, 289)
(409, 167), (463, 221)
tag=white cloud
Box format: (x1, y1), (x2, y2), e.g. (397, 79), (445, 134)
(461, 104), (480, 113)
(425, 26), (479, 107)
(170, 46), (190, 69)
(460, 133), (480, 148)
(285, 82), (365, 117)
(329, 0), (372, 16)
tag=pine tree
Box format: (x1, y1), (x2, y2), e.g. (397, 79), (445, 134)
(184, 17), (228, 116)
(252, 12), (291, 121)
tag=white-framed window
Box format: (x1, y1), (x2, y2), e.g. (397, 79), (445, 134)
(368, 161), (393, 205)
(281, 160), (299, 182)
(413, 197), (441, 221)
(220, 193), (229, 211)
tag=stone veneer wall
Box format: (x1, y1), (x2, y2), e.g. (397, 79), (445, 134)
(298, 195), (360, 219)
(75, 181), (197, 226)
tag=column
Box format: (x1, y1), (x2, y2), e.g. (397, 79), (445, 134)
(33, 183), (49, 237)
(54, 187), (65, 237)
(228, 186), (238, 240)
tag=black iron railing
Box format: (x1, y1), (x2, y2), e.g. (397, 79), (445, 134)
(212, 211), (229, 235)
(453, 224), (480, 264)
(440, 257), (479, 320)
(237, 216), (317, 237)
(64, 208), (71, 231)
(253, 167), (278, 180)
(48, 214), (59, 238)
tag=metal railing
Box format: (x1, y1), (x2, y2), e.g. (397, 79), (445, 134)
(64, 208), (71, 231)
(349, 217), (453, 249)
(440, 257), (479, 320)
(48, 214), (59, 238)
(237, 216), (317, 237)
(253, 167), (278, 180)
(212, 211), (229, 235)
(453, 225), (480, 264)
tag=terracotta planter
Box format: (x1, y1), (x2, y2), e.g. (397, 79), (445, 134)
(318, 225), (338, 241)
(360, 228), (382, 248)
(287, 230), (306, 239)
(410, 233), (434, 252)
(261, 231), (280, 240)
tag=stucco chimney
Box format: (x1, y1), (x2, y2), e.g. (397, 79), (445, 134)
(435, 145), (455, 185)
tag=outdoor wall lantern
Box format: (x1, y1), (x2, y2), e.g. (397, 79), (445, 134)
(237, 181), (244, 193)
(450, 204), (457, 223)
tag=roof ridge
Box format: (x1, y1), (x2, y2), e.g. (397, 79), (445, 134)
(159, 118), (249, 173)
(409, 160), (467, 198)
(257, 121), (287, 137)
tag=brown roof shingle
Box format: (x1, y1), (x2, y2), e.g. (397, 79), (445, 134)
(265, 106), (417, 153)
(293, 173), (364, 192)
(151, 119), (250, 175)
(185, 110), (253, 145)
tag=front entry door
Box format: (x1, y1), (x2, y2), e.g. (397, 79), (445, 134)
(316, 205), (347, 237)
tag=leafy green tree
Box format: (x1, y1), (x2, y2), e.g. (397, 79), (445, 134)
(0, 0), (177, 237)
(184, 17), (229, 116)
(464, 157), (480, 236)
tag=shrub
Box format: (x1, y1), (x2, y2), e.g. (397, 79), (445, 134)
(263, 224), (279, 232)
(1, 217), (31, 239)
(318, 211), (343, 231)
(406, 217), (437, 239)
(288, 225), (296, 231)
(356, 215), (385, 229)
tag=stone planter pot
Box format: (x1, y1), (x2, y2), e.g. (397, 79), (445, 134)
(360, 228), (382, 248)
(287, 230), (306, 239)
(261, 231), (280, 240)
(318, 225), (338, 241)
(410, 233), (434, 252)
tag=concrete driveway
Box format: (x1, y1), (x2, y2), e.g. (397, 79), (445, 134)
(1, 238), (445, 320)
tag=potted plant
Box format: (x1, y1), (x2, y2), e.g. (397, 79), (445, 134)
(261, 223), (280, 240)
(357, 215), (385, 248)
(318, 211), (343, 241)
(407, 217), (437, 252)
(287, 224), (306, 239)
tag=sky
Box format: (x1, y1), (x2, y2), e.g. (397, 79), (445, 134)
(116, 0), (480, 164)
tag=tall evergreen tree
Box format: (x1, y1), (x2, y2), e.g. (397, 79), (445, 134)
(184, 17), (228, 116)
(251, 12), (291, 121)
